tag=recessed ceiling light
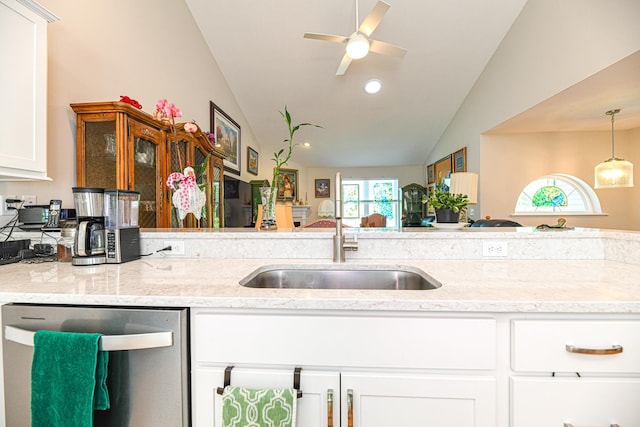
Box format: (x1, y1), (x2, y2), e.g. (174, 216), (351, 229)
(302, 142), (311, 148)
(364, 79), (382, 94)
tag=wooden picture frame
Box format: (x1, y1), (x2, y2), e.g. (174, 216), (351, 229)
(210, 101), (241, 175)
(434, 154), (452, 188)
(314, 178), (330, 198)
(275, 168), (298, 202)
(453, 147), (467, 172)
(427, 163), (435, 184)
(247, 146), (258, 175)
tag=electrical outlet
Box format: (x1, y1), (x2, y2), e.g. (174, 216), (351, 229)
(21, 195), (37, 205)
(163, 240), (185, 255)
(483, 241), (508, 257)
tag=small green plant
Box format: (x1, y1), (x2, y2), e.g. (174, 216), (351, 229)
(422, 186), (468, 212)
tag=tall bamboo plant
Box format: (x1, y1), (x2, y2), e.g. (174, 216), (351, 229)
(268, 106), (322, 207)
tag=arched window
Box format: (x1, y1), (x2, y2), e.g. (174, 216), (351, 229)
(514, 174), (603, 215)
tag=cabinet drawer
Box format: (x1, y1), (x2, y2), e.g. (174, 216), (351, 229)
(512, 320), (640, 373)
(194, 311), (496, 370)
(511, 377), (640, 427)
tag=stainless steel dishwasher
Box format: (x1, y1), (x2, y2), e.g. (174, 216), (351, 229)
(2, 303), (190, 426)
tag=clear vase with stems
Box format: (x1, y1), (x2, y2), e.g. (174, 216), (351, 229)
(259, 186), (278, 230)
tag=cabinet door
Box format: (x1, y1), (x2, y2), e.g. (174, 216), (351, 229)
(129, 118), (165, 228)
(193, 367), (339, 427)
(512, 377), (640, 427)
(342, 372), (495, 427)
(76, 113), (120, 189)
(0, 0), (53, 180)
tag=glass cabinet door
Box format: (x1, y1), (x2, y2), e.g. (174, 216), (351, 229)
(80, 116), (118, 189)
(129, 119), (164, 228)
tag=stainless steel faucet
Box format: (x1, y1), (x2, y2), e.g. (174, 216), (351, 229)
(333, 172), (358, 262)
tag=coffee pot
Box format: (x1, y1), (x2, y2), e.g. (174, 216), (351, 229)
(72, 187), (106, 266)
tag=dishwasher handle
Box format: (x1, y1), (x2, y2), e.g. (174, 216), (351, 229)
(4, 325), (174, 351)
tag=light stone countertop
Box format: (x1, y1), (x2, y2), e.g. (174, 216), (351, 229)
(2, 227), (639, 313)
(1, 256), (640, 314)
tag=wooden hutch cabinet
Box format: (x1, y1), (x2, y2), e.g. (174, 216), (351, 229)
(71, 102), (225, 228)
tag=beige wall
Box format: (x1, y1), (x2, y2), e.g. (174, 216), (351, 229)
(430, 0), (640, 227)
(0, 0), (265, 207)
(481, 128), (638, 230)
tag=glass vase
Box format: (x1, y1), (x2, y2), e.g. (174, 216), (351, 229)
(259, 186), (278, 231)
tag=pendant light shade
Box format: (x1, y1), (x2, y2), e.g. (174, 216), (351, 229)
(594, 109), (634, 189)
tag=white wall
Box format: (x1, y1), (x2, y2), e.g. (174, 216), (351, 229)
(0, 0), (264, 207)
(430, 0), (640, 227)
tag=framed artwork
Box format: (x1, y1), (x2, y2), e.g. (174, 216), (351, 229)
(314, 178), (330, 198)
(434, 154), (452, 188)
(210, 101), (241, 175)
(453, 147), (467, 172)
(247, 146), (258, 175)
(427, 163), (435, 184)
(276, 168), (298, 202)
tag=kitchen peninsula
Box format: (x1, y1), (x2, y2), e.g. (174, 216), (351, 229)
(2, 227), (640, 426)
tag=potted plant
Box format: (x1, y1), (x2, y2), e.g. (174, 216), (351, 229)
(422, 186), (469, 223)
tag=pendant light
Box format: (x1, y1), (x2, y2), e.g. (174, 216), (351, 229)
(594, 109), (634, 188)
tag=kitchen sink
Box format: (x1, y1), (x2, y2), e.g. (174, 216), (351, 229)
(240, 265), (442, 290)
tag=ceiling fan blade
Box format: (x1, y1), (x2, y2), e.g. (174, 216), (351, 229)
(369, 39), (407, 57)
(358, 0), (390, 37)
(303, 33), (348, 44)
(336, 53), (352, 75)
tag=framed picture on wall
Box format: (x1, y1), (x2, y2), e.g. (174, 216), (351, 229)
(427, 163), (435, 184)
(210, 101), (241, 175)
(453, 147), (467, 172)
(247, 146), (258, 175)
(434, 154), (452, 188)
(276, 168), (298, 202)
(314, 178), (330, 198)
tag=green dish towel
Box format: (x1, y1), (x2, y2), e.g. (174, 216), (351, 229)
(31, 330), (110, 427)
(222, 386), (297, 427)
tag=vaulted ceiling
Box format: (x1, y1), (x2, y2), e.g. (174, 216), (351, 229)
(185, 0), (639, 170)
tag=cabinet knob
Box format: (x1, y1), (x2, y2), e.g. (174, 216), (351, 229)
(565, 344), (623, 355)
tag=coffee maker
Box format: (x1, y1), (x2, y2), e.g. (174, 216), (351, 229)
(103, 189), (140, 264)
(72, 187), (106, 266)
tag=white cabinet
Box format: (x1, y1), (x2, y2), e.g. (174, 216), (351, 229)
(0, 0), (57, 180)
(191, 309), (497, 427)
(511, 319), (640, 427)
(342, 372), (494, 427)
(193, 366), (340, 427)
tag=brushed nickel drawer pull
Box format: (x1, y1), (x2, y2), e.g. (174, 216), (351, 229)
(347, 389), (354, 427)
(327, 389), (333, 427)
(565, 344), (623, 355)
(564, 424), (620, 427)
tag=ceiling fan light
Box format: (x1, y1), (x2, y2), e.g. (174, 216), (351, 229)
(594, 158), (634, 188)
(346, 34), (369, 59)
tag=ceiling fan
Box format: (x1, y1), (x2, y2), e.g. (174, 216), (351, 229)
(303, 0), (407, 75)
